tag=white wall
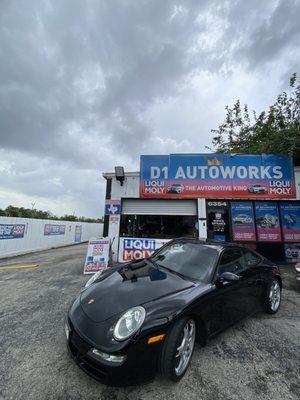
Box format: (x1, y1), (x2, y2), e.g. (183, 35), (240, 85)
(108, 173), (140, 260)
(0, 217), (103, 259)
(110, 174), (140, 199)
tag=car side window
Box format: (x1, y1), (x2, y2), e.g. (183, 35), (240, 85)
(218, 249), (245, 275)
(243, 249), (261, 267)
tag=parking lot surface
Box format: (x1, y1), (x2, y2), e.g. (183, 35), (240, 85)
(0, 243), (299, 400)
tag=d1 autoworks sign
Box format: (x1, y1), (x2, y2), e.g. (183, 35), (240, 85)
(140, 154), (296, 199)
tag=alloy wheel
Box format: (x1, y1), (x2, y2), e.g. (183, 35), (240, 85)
(269, 280), (281, 312)
(175, 319), (195, 376)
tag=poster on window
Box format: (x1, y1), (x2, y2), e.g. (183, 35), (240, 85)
(231, 202), (256, 241)
(210, 211), (227, 241)
(118, 237), (171, 263)
(255, 202), (281, 242)
(280, 202), (300, 242)
(83, 238), (110, 274)
(284, 244), (300, 263)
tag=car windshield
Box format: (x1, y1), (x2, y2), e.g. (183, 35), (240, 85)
(150, 242), (218, 282)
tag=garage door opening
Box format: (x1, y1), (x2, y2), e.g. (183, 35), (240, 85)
(120, 214), (197, 239)
(120, 199), (198, 239)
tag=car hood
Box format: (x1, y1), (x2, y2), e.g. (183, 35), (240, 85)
(80, 261), (195, 322)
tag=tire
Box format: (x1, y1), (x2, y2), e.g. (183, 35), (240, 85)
(264, 278), (281, 314)
(160, 317), (196, 382)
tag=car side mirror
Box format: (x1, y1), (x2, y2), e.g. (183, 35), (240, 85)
(218, 271), (240, 283)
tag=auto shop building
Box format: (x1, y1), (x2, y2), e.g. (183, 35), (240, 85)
(103, 154), (300, 264)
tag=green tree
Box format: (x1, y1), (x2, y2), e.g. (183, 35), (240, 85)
(211, 73), (300, 164)
(1, 205), (102, 222)
(61, 214), (78, 221)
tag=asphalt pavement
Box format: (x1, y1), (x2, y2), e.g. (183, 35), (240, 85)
(0, 243), (299, 400)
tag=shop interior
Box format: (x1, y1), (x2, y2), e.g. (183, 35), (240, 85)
(120, 215), (198, 239)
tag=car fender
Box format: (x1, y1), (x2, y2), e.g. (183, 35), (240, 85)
(141, 283), (212, 342)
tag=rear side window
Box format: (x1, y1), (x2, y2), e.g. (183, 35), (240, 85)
(218, 249), (245, 275)
(243, 249), (261, 267)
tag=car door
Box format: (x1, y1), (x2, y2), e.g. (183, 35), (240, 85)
(242, 248), (265, 306)
(205, 247), (261, 336)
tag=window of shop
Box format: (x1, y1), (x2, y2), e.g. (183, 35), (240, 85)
(206, 201), (230, 242)
(120, 215), (198, 239)
(206, 199), (300, 262)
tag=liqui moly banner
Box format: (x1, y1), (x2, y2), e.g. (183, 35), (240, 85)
(140, 154), (296, 199)
(0, 224), (26, 240)
(118, 237), (171, 263)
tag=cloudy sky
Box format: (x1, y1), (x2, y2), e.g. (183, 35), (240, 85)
(0, 0), (299, 218)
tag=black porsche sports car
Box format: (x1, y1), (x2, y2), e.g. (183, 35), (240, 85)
(65, 239), (282, 386)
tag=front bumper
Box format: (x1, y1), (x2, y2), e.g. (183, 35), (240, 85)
(66, 318), (164, 387)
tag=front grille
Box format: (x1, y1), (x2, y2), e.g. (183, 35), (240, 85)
(70, 330), (91, 356)
(68, 325), (108, 382)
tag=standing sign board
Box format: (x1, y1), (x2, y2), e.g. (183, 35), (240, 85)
(140, 154), (296, 199)
(118, 237), (171, 263)
(255, 202), (281, 242)
(231, 202), (256, 241)
(84, 238), (110, 274)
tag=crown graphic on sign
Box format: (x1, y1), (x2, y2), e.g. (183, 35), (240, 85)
(207, 157), (223, 166)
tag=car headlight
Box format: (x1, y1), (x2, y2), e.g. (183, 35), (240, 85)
(113, 306), (146, 341)
(84, 270), (103, 288)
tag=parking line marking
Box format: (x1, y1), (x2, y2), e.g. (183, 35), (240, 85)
(0, 263), (39, 270)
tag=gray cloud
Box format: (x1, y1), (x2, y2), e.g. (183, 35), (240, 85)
(0, 0), (299, 217)
(234, 0), (300, 67)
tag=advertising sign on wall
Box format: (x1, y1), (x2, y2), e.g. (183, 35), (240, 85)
(140, 154), (295, 199)
(255, 202), (281, 242)
(105, 200), (121, 215)
(44, 224), (66, 236)
(280, 202), (300, 242)
(118, 237), (171, 263)
(74, 225), (82, 243)
(231, 202), (256, 241)
(84, 238), (110, 274)
(0, 224), (26, 240)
